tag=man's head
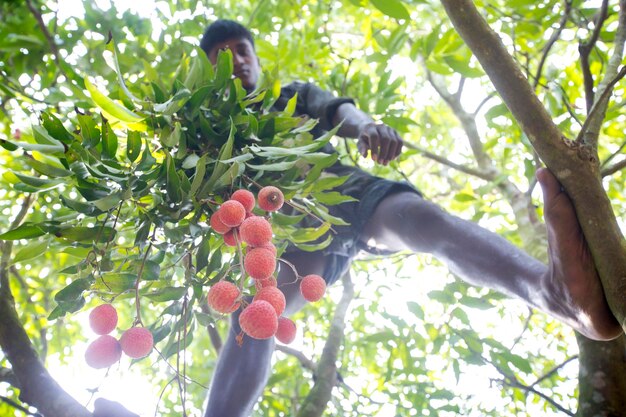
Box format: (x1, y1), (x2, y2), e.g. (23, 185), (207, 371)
(200, 19), (261, 91)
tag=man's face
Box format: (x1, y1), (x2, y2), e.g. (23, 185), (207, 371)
(207, 37), (260, 91)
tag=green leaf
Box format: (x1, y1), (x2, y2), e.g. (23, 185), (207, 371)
(292, 234), (333, 252)
(54, 277), (92, 303)
(56, 226), (116, 243)
(165, 153), (183, 203)
(0, 224), (46, 240)
(95, 272), (137, 293)
(154, 89), (192, 115)
(370, 0), (410, 20)
(145, 287), (188, 302)
(127, 131), (142, 162)
(85, 78), (145, 124)
(246, 160), (297, 171)
(13, 239), (49, 263)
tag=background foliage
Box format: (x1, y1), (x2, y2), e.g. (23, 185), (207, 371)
(1, 1), (625, 416)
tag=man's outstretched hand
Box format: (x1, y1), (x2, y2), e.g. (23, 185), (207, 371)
(357, 122), (403, 166)
(537, 168), (622, 340)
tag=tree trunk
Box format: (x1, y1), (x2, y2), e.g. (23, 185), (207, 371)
(576, 333), (626, 417)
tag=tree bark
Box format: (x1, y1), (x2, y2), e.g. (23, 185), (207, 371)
(440, 0), (626, 335)
(297, 273), (355, 417)
(1, 242), (91, 417)
(576, 333), (626, 417)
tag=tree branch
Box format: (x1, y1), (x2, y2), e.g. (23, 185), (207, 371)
(0, 197), (91, 417)
(0, 394), (42, 417)
(601, 157), (626, 177)
(534, 0), (573, 90)
(296, 272), (355, 417)
(578, 0), (609, 112)
(25, 0), (62, 67)
(579, 0), (626, 149)
(529, 355), (578, 388)
(404, 142), (493, 181)
(440, 0), (626, 334)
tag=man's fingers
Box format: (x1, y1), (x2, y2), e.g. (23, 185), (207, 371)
(357, 137), (369, 158)
(536, 167), (561, 205)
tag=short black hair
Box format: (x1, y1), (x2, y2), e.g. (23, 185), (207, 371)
(200, 19), (255, 55)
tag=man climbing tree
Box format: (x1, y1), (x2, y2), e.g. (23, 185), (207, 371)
(199, 19), (622, 417)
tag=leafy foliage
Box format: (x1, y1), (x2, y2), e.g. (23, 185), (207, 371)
(1, 1), (625, 417)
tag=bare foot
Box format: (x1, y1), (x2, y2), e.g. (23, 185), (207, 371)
(537, 168), (622, 340)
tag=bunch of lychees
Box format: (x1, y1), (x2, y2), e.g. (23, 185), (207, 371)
(208, 186), (327, 344)
(84, 304), (154, 369)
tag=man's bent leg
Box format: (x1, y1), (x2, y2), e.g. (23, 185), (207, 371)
(204, 250), (327, 417)
(361, 177), (621, 340)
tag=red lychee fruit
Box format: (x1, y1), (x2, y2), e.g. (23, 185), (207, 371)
(120, 327), (154, 359)
(89, 304), (118, 335)
(255, 276), (277, 289)
(257, 186), (284, 212)
(85, 335), (122, 369)
(253, 286), (286, 316)
(210, 211), (231, 234)
(254, 242), (277, 257)
(223, 229), (239, 247)
(244, 247), (276, 280)
(275, 317), (297, 344)
(239, 216), (272, 247)
(207, 281), (241, 314)
(239, 300), (278, 339)
(300, 274), (326, 302)
(231, 189), (255, 212)
(218, 200), (246, 227)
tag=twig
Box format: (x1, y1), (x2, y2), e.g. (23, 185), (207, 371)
(533, 0), (573, 90)
(403, 142), (493, 181)
(0, 395), (42, 417)
(578, 0), (609, 112)
(529, 355), (579, 388)
(601, 157), (626, 177)
(576, 65), (626, 145)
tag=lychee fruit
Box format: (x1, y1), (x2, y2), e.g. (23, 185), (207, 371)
(239, 216), (272, 247)
(300, 274), (326, 302)
(253, 286), (286, 316)
(257, 186), (284, 212)
(244, 247), (276, 280)
(207, 281), (241, 314)
(89, 304), (118, 335)
(239, 300), (278, 339)
(210, 211), (231, 234)
(120, 327), (153, 359)
(275, 317), (297, 344)
(231, 189), (255, 212)
(254, 242), (277, 257)
(85, 335), (122, 369)
(255, 276), (277, 289)
(223, 229), (239, 247)
(218, 200), (246, 227)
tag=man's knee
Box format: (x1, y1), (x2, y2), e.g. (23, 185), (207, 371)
(364, 191), (448, 252)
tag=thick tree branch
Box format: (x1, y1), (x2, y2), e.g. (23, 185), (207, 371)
(0, 197), (91, 417)
(440, 0), (626, 334)
(296, 273), (354, 417)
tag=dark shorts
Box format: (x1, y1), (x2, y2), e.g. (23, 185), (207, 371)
(304, 163), (422, 286)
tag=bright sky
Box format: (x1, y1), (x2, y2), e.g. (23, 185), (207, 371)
(7, 1), (581, 417)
